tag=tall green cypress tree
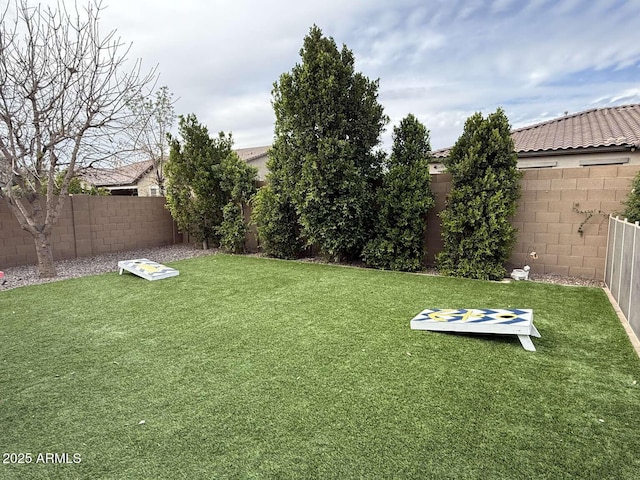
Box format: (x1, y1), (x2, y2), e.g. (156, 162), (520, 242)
(363, 114), (435, 271)
(437, 108), (521, 280)
(262, 25), (388, 261)
(165, 114), (256, 250)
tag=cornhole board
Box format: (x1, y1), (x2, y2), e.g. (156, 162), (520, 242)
(410, 308), (540, 351)
(118, 258), (179, 281)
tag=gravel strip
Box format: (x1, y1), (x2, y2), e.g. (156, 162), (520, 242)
(282, 258), (604, 287)
(417, 267), (603, 287)
(524, 272), (604, 288)
(0, 244), (217, 291)
(1, 245), (602, 291)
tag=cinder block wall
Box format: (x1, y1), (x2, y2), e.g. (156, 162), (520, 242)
(3, 166), (638, 279)
(0, 196), (181, 268)
(0, 200), (46, 267)
(86, 196), (179, 255)
(425, 164), (640, 280)
(424, 173), (449, 264)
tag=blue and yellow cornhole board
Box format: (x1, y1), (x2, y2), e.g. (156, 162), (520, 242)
(410, 308), (540, 351)
(118, 258), (179, 281)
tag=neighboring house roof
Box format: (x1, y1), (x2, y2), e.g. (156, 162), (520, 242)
(433, 104), (640, 159)
(83, 147), (270, 187)
(235, 146), (270, 162)
(82, 160), (154, 187)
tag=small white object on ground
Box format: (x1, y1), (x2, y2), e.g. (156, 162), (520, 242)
(511, 265), (531, 281)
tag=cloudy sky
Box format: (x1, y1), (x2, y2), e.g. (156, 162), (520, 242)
(98, 0), (640, 151)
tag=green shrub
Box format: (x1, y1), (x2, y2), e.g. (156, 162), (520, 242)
(362, 114), (434, 272)
(251, 185), (305, 259)
(165, 114), (256, 248)
(217, 202), (248, 254)
(621, 170), (640, 223)
(436, 108), (521, 280)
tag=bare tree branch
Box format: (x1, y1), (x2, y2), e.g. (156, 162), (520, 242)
(121, 85), (177, 194)
(0, 0), (157, 277)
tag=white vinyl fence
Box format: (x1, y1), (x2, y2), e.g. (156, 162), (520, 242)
(605, 216), (640, 339)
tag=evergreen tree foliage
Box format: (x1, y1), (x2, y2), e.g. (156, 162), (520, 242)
(261, 25), (388, 261)
(251, 183), (304, 259)
(621, 170), (640, 223)
(217, 153), (257, 253)
(436, 108), (521, 280)
(251, 141), (306, 259)
(165, 114), (257, 250)
(362, 114), (435, 271)
(217, 202), (248, 254)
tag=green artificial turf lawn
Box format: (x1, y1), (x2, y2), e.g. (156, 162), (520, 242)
(1, 254), (639, 479)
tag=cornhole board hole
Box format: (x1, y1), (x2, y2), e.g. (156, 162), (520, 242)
(410, 308), (540, 351)
(118, 259), (179, 281)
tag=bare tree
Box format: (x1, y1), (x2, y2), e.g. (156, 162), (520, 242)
(0, 0), (156, 277)
(124, 85), (176, 195)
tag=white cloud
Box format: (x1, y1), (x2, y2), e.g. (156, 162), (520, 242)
(85, 0), (640, 150)
(595, 89), (640, 106)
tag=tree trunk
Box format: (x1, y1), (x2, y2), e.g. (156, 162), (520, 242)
(202, 238), (209, 250)
(34, 231), (57, 278)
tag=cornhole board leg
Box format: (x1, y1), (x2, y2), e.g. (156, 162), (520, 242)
(410, 309), (539, 352)
(117, 258), (179, 281)
(519, 323), (541, 351)
(530, 324), (541, 337)
(517, 335), (536, 352)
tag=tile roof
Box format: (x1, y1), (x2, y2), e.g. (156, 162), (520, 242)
(82, 160), (154, 187)
(82, 146), (270, 187)
(433, 104), (640, 158)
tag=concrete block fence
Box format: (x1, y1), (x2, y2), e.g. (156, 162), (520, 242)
(0, 196), (181, 268)
(425, 164), (640, 280)
(2, 165), (638, 280)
